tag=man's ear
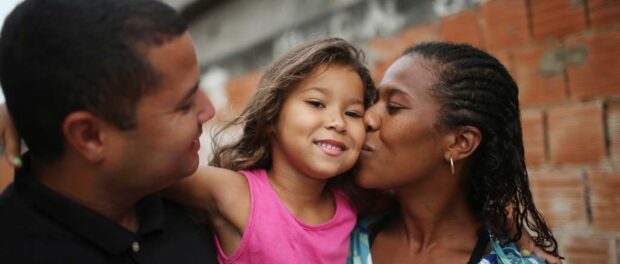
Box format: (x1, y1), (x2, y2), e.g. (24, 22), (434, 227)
(443, 126), (482, 162)
(62, 112), (105, 163)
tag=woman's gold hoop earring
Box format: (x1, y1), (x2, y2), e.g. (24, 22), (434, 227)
(450, 157), (455, 176)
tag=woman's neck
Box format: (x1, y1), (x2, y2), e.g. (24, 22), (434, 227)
(392, 177), (479, 251)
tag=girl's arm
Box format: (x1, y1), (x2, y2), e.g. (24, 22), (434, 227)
(164, 165), (250, 224)
(165, 165), (251, 255)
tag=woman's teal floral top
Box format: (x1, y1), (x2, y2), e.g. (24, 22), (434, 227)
(347, 215), (545, 264)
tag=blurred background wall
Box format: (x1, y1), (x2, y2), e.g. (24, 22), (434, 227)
(1, 0), (619, 262)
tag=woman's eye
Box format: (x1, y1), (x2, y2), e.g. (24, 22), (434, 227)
(386, 103), (403, 114)
(306, 100), (325, 108)
(345, 111), (363, 119)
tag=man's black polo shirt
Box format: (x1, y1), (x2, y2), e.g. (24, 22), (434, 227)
(0, 159), (217, 263)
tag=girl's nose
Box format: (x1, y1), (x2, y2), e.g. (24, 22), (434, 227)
(326, 113), (346, 133)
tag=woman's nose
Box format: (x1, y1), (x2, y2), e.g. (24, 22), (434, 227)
(363, 104), (381, 132)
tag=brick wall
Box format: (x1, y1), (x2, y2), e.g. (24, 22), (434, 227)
(221, 0), (620, 262)
(0, 0), (617, 261)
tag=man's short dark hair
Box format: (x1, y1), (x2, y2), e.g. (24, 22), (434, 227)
(0, 0), (188, 161)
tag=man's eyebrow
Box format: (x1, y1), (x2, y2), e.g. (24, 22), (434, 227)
(178, 81), (200, 105)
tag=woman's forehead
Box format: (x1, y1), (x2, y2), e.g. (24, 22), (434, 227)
(379, 55), (435, 94)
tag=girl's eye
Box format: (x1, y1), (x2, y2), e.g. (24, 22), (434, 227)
(306, 100), (325, 108)
(345, 110), (363, 119)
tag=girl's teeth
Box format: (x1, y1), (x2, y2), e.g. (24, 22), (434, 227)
(318, 142), (342, 151)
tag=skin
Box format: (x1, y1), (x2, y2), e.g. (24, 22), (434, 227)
(102, 32), (214, 195)
(358, 54), (480, 263)
(165, 63), (366, 256)
(357, 54), (561, 263)
(27, 32), (214, 232)
(270, 64), (366, 223)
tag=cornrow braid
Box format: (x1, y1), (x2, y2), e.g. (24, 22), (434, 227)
(404, 42), (559, 257)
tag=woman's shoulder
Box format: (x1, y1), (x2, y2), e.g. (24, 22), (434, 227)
(347, 213), (394, 264)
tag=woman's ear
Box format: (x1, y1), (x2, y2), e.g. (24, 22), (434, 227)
(62, 112), (105, 163)
(444, 126), (482, 162)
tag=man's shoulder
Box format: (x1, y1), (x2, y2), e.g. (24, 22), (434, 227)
(0, 184), (30, 227)
(0, 185), (75, 242)
(160, 198), (218, 263)
(161, 198), (212, 232)
(0, 191), (78, 263)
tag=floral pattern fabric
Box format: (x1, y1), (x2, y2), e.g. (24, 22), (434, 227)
(347, 215), (545, 264)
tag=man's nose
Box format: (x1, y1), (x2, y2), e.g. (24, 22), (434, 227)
(196, 90), (215, 124)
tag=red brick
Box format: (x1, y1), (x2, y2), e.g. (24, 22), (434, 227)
(521, 110), (546, 166)
(480, 0), (530, 50)
(608, 101), (620, 163)
(512, 43), (567, 106)
(439, 10), (484, 48)
(566, 30), (620, 99)
(588, 0), (620, 29)
(589, 171), (620, 231)
(399, 24), (439, 48)
(488, 49), (514, 74)
(529, 170), (587, 228)
(547, 102), (606, 164)
(368, 37), (403, 57)
(371, 54), (400, 86)
(530, 0), (587, 39)
(225, 70), (262, 111)
(560, 236), (615, 264)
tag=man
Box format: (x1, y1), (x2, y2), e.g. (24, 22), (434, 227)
(0, 0), (217, 262)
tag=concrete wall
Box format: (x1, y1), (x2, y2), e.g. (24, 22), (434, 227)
(186, 0), (485, 115)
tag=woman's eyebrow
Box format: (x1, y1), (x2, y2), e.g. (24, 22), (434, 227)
(380, 86), (410, 99)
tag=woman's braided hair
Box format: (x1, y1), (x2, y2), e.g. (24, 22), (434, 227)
(405, 42), (559, 256)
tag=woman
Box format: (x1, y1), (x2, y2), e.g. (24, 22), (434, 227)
(349, 42), (560, 263)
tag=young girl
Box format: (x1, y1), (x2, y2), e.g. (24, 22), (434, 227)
(166, 38), (377, 263)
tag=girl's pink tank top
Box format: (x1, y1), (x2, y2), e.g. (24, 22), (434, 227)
(215, 169), (356, 263)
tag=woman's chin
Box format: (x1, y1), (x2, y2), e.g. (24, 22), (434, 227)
(354, 173), (375, 189)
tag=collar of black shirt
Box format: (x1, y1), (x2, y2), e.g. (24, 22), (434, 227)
(13, 153), (166, 255)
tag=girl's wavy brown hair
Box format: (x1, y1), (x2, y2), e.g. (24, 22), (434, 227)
(210, 38), (384, 212)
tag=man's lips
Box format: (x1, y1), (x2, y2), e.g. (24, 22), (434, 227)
(191, 138), (201, 151)
(191, 127), (203, 151)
